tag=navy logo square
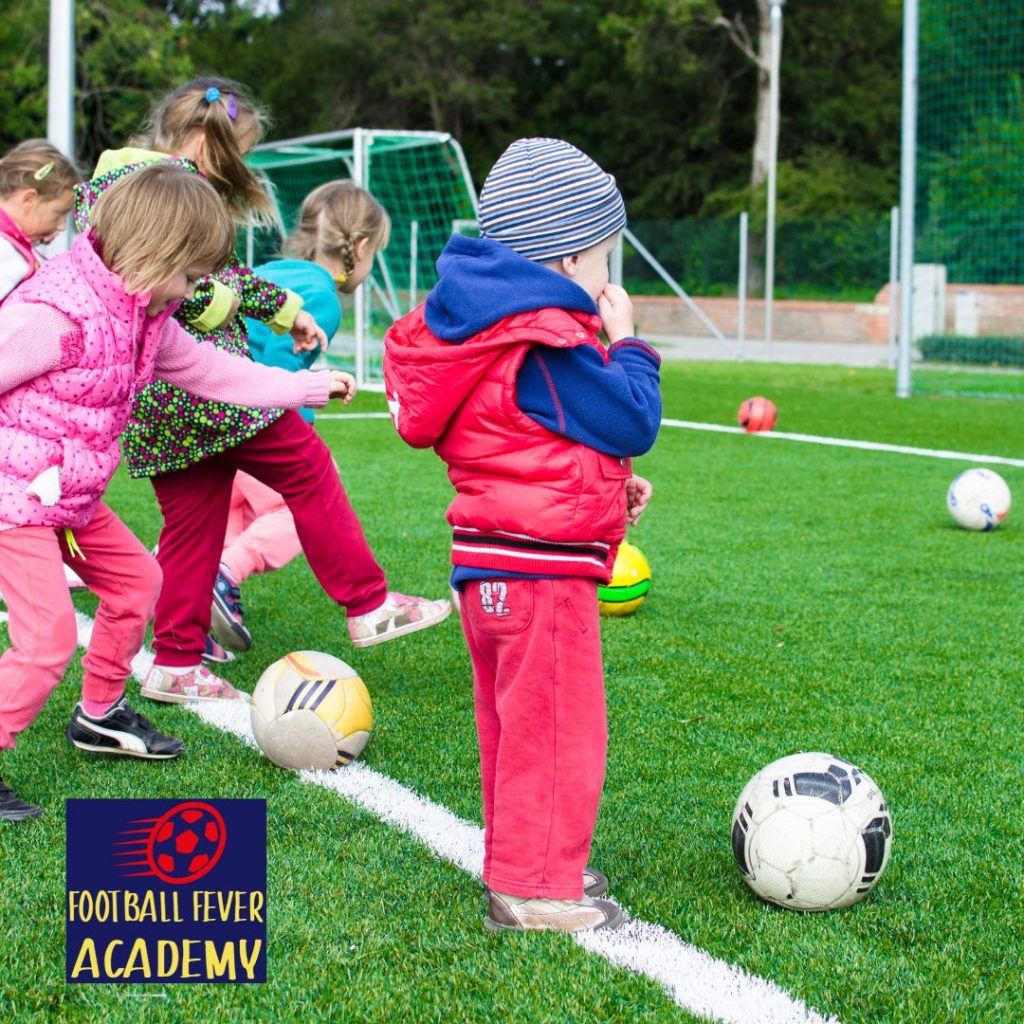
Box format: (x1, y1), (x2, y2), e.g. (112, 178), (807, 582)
(66, 799), (266, 983)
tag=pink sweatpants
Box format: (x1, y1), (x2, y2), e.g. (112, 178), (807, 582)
(0, 503), (162, 750)
(151, 411), (387, 668)
(460, 576), (607, 900)
(221, 471), (302, 584)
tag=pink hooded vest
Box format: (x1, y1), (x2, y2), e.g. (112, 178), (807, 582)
(0, 231), (173, 529)
(384, 305), (629, 580)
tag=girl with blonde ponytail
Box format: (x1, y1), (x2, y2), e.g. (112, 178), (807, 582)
(76, 94), (449, 694)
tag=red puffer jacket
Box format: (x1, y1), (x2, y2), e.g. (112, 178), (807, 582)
(384, 304), (628, 580)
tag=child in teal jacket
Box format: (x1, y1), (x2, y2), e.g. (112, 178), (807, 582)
(213, 182), (395, 654)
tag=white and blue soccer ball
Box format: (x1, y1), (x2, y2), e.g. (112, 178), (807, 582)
(946, 468), (1011, 531)
(731, 752), (892, 911)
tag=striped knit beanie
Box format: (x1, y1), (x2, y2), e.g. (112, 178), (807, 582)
(478, 138), (626, 263)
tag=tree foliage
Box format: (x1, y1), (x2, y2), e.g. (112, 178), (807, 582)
(0, 0), (903, 216)
(0, 0), (192, 175)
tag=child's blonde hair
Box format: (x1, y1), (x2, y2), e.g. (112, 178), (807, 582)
(90, 163), (235, 294)
(284, 181), (391, 276)
(0, 139), (80, 199)
(139, 76), (273, 223)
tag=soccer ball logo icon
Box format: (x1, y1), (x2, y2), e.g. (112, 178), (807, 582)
(115, 802), (227, 884)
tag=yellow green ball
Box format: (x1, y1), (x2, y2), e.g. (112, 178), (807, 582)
(598, 540), (651, 616)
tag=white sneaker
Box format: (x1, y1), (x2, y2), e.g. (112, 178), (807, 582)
(347, 592), (452, 648)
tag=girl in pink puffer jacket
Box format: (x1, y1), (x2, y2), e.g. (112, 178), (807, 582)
(0, 163), (353, 822)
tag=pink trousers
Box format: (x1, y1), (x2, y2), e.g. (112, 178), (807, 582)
(221, 471), (302, 584)
(151, 411), (387, 667)
(460, 576), (607, 900)
(0, 503), (161, 749)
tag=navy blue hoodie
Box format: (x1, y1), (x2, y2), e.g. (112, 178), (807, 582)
(425, 235), (661, 459)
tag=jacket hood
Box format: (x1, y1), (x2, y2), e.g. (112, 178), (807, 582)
(385, 303), (600, 451)
(424, 234), (598, 342)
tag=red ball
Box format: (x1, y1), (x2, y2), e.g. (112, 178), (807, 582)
(738, 396), (777, 433)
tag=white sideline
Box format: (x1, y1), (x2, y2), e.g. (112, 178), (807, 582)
(319, 412), (1024, 469)
(660, 419), (1024, 469)
(64, 610), (837, 1024)
(317, 412), (392, 420)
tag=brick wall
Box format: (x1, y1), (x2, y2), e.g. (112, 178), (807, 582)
(632, 295), (890, 344)
(634, 283), (1024, 344)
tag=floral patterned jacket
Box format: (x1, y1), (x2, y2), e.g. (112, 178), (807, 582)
(74, 148), (304, 476)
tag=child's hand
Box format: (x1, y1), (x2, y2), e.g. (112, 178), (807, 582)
(291, 311), (328, 354)
(328, 371), (357, 404)
(625, 474), (652, 527)
(597, 284), (635, 344)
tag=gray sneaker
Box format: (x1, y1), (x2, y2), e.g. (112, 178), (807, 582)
(0, 776), (42, 821)
(484, 892), (624, 932)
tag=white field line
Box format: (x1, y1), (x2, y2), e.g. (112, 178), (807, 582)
(320, 412), (1024, 469)
(66, 611), (836, 1024)
(317, 412), (392, 420)
(660, 419), (1024, 468)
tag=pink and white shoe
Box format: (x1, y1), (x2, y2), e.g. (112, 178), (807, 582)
(347, 592), (452, 648)
(140, 664), (248, 704)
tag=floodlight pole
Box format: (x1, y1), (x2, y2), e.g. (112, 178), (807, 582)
(47, 0), (75, 253)
(763, 0), (784, 354)
(896, 0), (918, 398)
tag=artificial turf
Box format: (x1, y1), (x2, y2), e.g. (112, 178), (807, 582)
(1, 360), (1020, 1023)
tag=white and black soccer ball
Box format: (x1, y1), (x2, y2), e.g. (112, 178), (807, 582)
(946, 468), (1011, 531)
(731, 752), (892, 911)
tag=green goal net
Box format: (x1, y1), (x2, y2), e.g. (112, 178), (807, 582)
(245, 129), (478, 389)
(910, 0), (1024, 399)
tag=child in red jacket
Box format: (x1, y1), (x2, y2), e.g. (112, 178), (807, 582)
(384, 138), (660, 932)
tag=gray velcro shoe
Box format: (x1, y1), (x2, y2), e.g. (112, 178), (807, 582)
(484, 891), (623, 932)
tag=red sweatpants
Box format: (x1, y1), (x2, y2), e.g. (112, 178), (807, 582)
(151, 411), (387, 667)
(460, 576), (607, 900)
(0, 503), (162, 749)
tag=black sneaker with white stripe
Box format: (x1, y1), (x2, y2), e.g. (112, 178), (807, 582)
(67, 697), (185, 760)
(0, 776), (42, 821)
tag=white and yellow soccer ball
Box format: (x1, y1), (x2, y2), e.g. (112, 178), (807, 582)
(251, 651), (373, 770)
(946, 467), (1011, 531)
(731, 752), (893, 911)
